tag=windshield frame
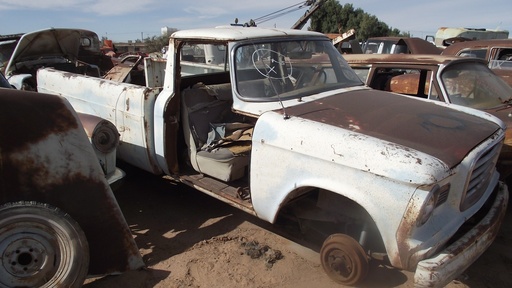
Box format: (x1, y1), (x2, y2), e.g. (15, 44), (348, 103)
(232, 37), (363, 102)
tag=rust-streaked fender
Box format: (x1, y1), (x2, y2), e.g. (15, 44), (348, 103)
(0, 88), (144, 276)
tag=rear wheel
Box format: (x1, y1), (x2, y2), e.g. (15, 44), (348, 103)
(0, 201), (89, 288)
(320, 233), (368, 286)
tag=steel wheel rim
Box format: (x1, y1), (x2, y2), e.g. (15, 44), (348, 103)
(0, 214), (73, 287)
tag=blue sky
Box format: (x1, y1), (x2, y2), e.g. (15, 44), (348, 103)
(1, 0), (511, 42)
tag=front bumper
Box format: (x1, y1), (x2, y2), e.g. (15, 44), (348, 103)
(414, 181), (508, 288)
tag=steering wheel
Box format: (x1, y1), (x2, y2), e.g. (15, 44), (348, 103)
(309, 66), (327, 86)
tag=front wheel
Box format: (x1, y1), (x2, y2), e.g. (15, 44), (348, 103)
(320, 233), (368, 286)
(0, 201), (89, 288)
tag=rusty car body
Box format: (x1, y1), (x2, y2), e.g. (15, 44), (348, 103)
(441, 39), (512, 86)
(344, 53), (512, 180)
(0, 28), (125, 185)
(0, 28), (113, 90)
(0, 88), (144, 287)
(1, 72), (123, 187)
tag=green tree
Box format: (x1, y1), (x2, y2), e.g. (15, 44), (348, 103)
(310, 1), (406, 41)
(143, 28), (178, 53)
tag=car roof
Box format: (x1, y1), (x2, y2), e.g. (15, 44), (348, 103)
(442, 39), (512, 55)
(342, 53), (487, 66)
(364, 37), (442, 54)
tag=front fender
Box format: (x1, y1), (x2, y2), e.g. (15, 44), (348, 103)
(250, 111), (426, 264)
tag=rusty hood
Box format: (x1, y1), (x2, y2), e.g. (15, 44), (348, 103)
(284, 89), (500, 168)
(4, 28), (82, 76)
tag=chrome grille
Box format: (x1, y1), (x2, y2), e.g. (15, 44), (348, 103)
(461, 141), (501, 211)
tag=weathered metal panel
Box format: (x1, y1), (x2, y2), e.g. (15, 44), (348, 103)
(282, 89), (500, 168)
(144, 57), (167, 88)
(77, 112), (123, 184)
(250, 110), (442, 269)
(0, 88), (144, 275)
(37, 68), (162, 175)
(343, 54), (512, 179)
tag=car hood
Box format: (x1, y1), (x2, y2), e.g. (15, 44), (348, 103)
(283, 89), (500, 168)
(4, 28), (82, 75)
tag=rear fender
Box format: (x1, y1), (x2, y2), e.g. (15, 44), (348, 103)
(0, 89), (144, 275)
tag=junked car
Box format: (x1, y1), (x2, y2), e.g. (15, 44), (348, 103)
(344, 53), (512, 180)
(0, 29), (125, 185)
(0, 87), (144, 287)
(360, 36), (442, 55)
(1, 65), (123, 186)
(441, 39), (512, 86)
(0, 28), (113, 90)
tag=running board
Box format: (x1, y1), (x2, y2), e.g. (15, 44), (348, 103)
(164, 173), (256, 216)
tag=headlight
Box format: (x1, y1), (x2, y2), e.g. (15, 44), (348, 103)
(416, 185), (439, 226)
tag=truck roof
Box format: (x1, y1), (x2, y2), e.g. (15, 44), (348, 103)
(170, 26), (327, 41)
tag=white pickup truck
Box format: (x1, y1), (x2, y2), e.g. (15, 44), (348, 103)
(37, 26), (508, 287)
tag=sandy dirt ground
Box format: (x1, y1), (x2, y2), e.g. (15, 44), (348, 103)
(83, 165), (512, 288)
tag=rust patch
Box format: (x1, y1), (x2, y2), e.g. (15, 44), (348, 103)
(283, 89), (499, 168)
(0, 89), (78, 154)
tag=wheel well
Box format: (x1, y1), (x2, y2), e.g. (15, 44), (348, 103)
(275, 188), (386, 257)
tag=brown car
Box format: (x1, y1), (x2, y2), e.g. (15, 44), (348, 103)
(441, 39), (512, 86)
(344, 53), (512, 180)
(361, 36), (442, 54)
